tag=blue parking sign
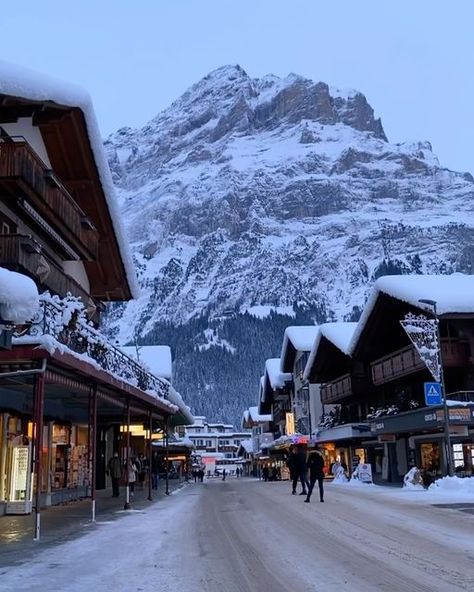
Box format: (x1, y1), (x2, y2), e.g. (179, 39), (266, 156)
(424, 382), (443, 406)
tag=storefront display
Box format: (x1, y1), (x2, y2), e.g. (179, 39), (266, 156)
(52, 424), (70, 490)
(453, 444), (464, 469)
(420, 442), (441, 476)
(5, 445), (32, 514)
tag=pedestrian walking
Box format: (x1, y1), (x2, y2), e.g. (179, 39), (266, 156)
(128, 459), (138, 496)
(287, 447), (299, 494)
(305, 447), (325, 503)
(136, 453), (147, 489)
(295, 445), (309, 495)
(151, 452), (160, 490)
(107, 452), (122, 497)
(222, 468), (226, 481)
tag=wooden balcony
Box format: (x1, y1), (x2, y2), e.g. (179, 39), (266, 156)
(321, 374), (352, 404)
(0, 141), (99, 259)
(0, 234), (92, 306)
(371, 340), (469, 385)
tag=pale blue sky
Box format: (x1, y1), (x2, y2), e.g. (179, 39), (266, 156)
(2, 1), (473, 173)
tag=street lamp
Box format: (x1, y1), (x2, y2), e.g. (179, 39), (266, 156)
(418, 299), (454, 477)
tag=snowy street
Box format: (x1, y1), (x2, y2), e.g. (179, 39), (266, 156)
(2, 479), (473, 592)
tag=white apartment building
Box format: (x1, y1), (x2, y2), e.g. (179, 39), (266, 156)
(183, 416), (251, 474)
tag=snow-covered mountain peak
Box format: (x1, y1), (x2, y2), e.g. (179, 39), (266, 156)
(103, 65), (474, 424)
(104, 66), (474, 346)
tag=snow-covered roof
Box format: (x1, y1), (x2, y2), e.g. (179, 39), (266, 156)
(120, 345), (172, 381)
(0, 267), (38, 323)
(280, 325), (319, 372)
(265, 358), (292, 390)
(242, 405), (272, 428)
(349, 274), (474, 354)
(303, 322), (357, 380)
(239, 439), (254, 454)
(0, 60), (138, 298)
(248, 406), (272, 423)
(153, 434), (194, 449)
(167, 386), (194, 426)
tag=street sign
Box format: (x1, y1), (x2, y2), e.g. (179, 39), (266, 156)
(424, 382), (443, 406)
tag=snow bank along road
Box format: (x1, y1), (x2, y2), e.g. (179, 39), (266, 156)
(1, 479), (473, 592)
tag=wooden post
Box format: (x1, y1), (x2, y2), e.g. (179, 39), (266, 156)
(33, 373), (45, 541)
(165, 416), (170, 495)
(124, 398), (131, 510)
(90, 385), (97, 521)
(147, 410), (153, 501)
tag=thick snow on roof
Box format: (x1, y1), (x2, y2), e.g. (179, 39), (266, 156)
(0, 267), (38, 323)
(120, 345), (172, 381)
(0, 60), (138, 298)
(280, 325), (319, 372)
(239, 439), (254, 454)
(303, 322), (357, 380)
(320, 322), (358, 355)
(265, 358), (292, 389)
(349, 274), (474, 354)
(283, 326), (319, 352)
(248, 406), (272, 423)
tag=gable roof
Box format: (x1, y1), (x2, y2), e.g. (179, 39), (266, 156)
(349, 274), (474, 355)
(265, 358), (292, 390)
(280, 325), (319, 372)
(0, 60), (138, 299)
(303, 322), (357, 380)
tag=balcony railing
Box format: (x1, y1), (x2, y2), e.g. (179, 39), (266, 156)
(0, 234), (91, 305)
(16, 294), (170, 402)
(321, 374), (352, 404)
(0, 140), (99, 259)
(371, 340), (470, 385)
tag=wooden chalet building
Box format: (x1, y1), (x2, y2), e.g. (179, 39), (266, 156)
(305, 275), (474, 483)
(279, 326), (320, 436)
(0, 63), (192, 534)
(241, 406), (272, 476)
(259, 358), (292, 441)
(303, 322), (370, 473)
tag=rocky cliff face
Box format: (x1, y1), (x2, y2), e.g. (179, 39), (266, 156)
(103, 65), (474, 424)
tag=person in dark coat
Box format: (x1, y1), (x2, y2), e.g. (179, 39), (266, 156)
(287, 447), (299, 494)
(107, 452), (122, 497)
(295, 445), (309, 495)
(151, 452), (160, 490)
(305, 448), (325, 503)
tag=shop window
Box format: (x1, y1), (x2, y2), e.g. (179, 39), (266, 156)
(420, 442), (441, 476)
(51, 424), (71, 490)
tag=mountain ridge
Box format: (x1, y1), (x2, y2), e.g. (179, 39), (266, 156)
(103, 65), (474, 425)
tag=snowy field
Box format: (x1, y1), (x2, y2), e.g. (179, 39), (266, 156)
(1, 479), (474, 592)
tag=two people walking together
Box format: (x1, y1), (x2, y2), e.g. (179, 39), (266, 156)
(287, 445), (325, 503)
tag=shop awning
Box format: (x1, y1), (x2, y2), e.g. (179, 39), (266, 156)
(369, 404), (474, 435)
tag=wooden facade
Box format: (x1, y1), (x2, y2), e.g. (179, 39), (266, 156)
(0, 94), (133, 304)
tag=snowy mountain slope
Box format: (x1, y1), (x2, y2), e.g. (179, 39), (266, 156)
(102, 65), (474, 424)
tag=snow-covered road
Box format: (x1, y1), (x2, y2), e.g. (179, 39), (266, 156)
(2, 479), (474, 591)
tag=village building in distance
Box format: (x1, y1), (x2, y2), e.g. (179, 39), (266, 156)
(179, 416), (251, 476)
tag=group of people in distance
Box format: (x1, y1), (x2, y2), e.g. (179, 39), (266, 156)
(287, 444), (326, 503)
